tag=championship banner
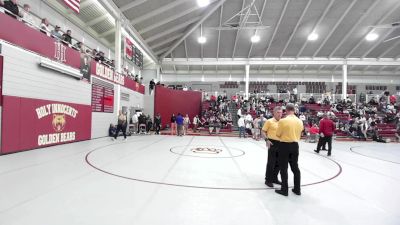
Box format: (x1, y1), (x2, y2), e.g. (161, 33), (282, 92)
(124, 37), (133, 61)
(1, 96), (92, 154)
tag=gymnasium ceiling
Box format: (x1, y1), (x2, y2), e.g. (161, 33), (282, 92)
(52, 0), (400, 75)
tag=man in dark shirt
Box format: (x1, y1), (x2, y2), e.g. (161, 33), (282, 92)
(149, 79), (155, 94)
(314, 113), (335, 156)
(63, 30), (72, 44)
(4, 0), (19, 18)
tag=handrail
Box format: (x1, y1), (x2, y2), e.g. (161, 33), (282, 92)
(0, 5), (114, 63)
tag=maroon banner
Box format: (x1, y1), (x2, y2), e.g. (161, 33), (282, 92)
(0, 13), (81, 69)
(125, 37), (133, 61)
(154, 86), (202, 128)
(1, 96), (92, 154)
(0, 56), (3, 106)
(90, 61), (145, 94)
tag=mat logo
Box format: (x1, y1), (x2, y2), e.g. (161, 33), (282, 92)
(54, 42), (67, 62)
(52, 114), (66, 132)
(191, 147), (223, 154)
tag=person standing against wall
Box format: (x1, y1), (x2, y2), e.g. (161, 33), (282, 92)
(113, 110), (127, 141)
(170, 114), (176, 135)
(131, 112), (138, 134)
(183, 114), (190, 135)
(275, 103), (304, 196)
(176, 113), (184, 136)
(262, 106), (283, 187)
(154, 113), (161, 135)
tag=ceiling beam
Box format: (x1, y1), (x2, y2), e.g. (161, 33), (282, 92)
(80, 0), (94, 10)
(295, 0), (336, 58)
(145, 16), (201, 43)
(361, 28), (397, 59)
(262, 0), (290, 58)
(86, 14), (109, 27)
(155, 47), (171, 55)
(150, 33), (184, 49)
(312, 0), (357, 58)
(99, 28), (116, 38)
(247, 0), (268, 58)
(160, 0), (228, 60)
(377, 39), (400, 59)
(216, 4), (224, 60)
(345, 1), (400, 58)
(120, 0), (148, 12)
(258, 0), (290, 70)
(231, 0), (248, 59)
(131, 0), (190, 25)
(139, 1), (213, 34)
(280, 0), (313, 58)
(328, 0), (382, 58)
(161, 58), (400, 66)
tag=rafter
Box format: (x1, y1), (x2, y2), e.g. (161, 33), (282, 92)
(155, 46), (170, 55)
(131, 0), (190, 25)
(216, 4), (224, 60)
(279, 0), (312, 58)
(247, 0), (268, 58)
(99, 28), (115, 38)
(328, 0), (381, 58)
(361, 28), (397, 59)
(138, 4), (203, 34)
(160, 0), (227, 60)
(86, 14), (109, 27)
(120, 0), (147, 12)
(231, 0), (249, 59)
(345, 1), (400, 58)
(377, 39), (400, 59)
(295, 0), (336, 58)
(145, 16), (201, 43)
(150, 33), (184, 49)
(312, 0), (357, 58)
(258, 0), (291, 71)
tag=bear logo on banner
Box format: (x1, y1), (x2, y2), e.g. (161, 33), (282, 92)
(52, 114), (66, 132)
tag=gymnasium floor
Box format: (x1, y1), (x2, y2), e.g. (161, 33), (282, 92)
(0, 136), (399, 225)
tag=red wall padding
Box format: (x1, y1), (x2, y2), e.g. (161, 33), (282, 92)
(0, 55), (3, 106)
(154, 86), (202, 128)
(1, 96), (92, 154)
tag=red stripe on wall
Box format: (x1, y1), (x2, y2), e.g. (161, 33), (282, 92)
(154, 86), (202, 128)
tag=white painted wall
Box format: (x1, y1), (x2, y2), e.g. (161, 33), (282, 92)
(1, 42), (91, 105)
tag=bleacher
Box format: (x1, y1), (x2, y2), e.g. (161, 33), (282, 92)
(376, 123), (397, 140)
(220, 82), (238, 89)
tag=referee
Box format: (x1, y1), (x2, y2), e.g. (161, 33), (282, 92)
(275, 103), (304, 196)
(262, 106), (283, 187)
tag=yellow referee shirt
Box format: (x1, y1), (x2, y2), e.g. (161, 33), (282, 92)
(276, 115), (304, 142)
(262, 118), (280, 141)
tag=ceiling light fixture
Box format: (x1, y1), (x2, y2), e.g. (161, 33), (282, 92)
(250, 35), (260, 43)
(198, 24), (206, 44)
(365, 33), (378, 41)
(307, 32), (319, 41)
(197, 0), (210, 7)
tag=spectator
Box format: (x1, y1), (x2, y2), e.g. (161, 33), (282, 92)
(170, 113), (176, 135)
(4, 0), (19, 18)
(238, 115), (246, 138)
(63, 29), (72, 44)
(146, 115), (153, 133)
(40, 18), (50, 35)
(51, 25), (63, 40)
(108, 124), (116, 137)
(20, 4), (34, 27)
(149, 79), (155, 94)
(176, 113), (184, 136)
(131, 112), (138, 134)
(91, 49), (98, 60)
(192, 115), (200, 132)
(183, 114), (190, 135)
(154, 113), (161, 135)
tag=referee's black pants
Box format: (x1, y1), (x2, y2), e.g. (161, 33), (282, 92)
(265, 139), (280, 183)
(278, 142), (301, 193)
